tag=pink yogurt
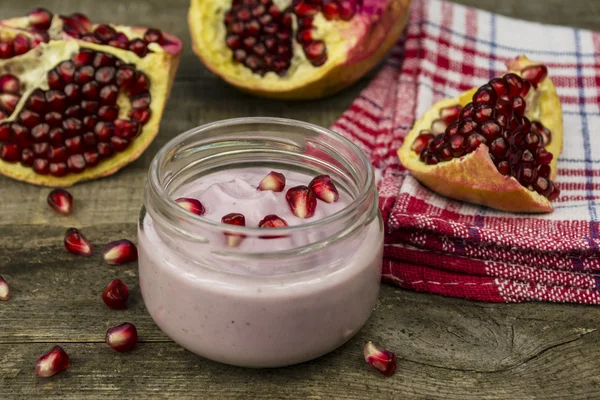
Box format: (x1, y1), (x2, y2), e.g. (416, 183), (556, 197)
(138, 167), (383, 367)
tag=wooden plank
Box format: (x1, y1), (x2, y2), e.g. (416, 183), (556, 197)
(1, 0), (600, 398)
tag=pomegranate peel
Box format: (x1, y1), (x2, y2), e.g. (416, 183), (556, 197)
(398, 56), (563, 213)
(0, 11), (182, 187)
(188, 0), (412, 99)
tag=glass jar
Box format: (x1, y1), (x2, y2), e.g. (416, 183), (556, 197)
(138, 117), (383, 368)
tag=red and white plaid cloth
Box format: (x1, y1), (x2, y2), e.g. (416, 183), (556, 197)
(331, 0), (600, 303)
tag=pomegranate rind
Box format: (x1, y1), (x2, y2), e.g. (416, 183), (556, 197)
(0, 26), (181, 187)
(188, 0), (412, 100)
(398, 56), (562, 213)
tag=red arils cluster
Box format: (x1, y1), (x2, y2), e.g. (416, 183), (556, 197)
(63, 14), (164, 58)
(0, 34), (32, 59)
(224, 0), (294, 76)
(0, 48), (152, 176)
(412, 71), (560, 201)
(224, 0), (360, 75)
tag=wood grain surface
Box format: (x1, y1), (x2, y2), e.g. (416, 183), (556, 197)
(1, 0), (600, 399)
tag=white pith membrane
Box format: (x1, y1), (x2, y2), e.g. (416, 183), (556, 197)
(0, 40), (171, 186)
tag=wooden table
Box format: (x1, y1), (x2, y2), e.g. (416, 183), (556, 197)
(2, 1), (600, 398)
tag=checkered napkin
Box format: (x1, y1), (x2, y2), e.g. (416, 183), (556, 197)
(331, 0), (600, 303)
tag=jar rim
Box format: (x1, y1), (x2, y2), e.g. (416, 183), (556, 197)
(147, 117), (375, 236)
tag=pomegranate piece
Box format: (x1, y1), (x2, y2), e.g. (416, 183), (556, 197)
(174, 197), (205, 216)
(363, 341), (397, 377)
(105, 322), (138, 352)
(103, 239), (138, 265)
(0, 275), (9, 301)
(257, 170), (286, 192)
(190, 0), (409, 99)
(102, 279), (129, 309)
(0, 10), (182, 187)
(286, 185), (317, 218)
(412, 63), (559, 201)
(221, 212), (246, 247)
(64, 227), (92, 256)
(35, 346), (70, 377)
(47, 188), (73, 215)
(309, 174), (339, 203)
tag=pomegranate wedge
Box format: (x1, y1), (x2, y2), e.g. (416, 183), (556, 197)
(398, 56), (563, 212)
(0, 8), (182, 187)
(189, 0), (412, 99)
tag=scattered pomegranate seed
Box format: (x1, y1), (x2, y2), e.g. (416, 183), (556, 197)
(286, 185), (317, 218)
(64, 227), (92, 256)
(35, 346), (70, 377)
(174, 197), (205, 216)
(257, 171), (286, 192)
(221, 212), (246, 247)
(363, 341), (397, 377)
(102, 279), (129, 310)
(103, 239), (138, 265)
(47, 188), (73, 215)
(106, 322), (138, 352)
(0, 276), (10, 301)
(309, 175), (339, 203)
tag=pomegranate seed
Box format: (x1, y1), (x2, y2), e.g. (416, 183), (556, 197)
(257, 171), (285, 192)
(64, 227), (92, 256)
(522, 65), (548, 87)
(105, 322), (138, 352)
(174, 197), (205, 215)
(439, 105), (461, 124)
(504, 73), (524, 97)
(0, 143), (19, 162)
(363, 341), (397, 377)
(411, 132), (434, 153)
(0, 93), (19, 113)
(286, 185), (317, 218)
(309, 174), (339, 203)
(94, 24), (117, 42)
(304, 40), (327, 66)
(322, 2), (340, 19)
(13, 34), (31, 56)
(103, 239), (138, 265)
(49, 162), (68, 177)
(129, 39), (148, 57)
(129, 108), (151, 125)
(222, 213), (246, 247)
(258, 214), (288, 229)
(28, 8), (53, 30)
(0, 276), (10, 301)
(0, 74), (20, 94)
(108, 32), (130, 49)
(47, 188), (73, 215)
(0, 123), (9, 141)
(102, 279), (129, 309)
(144, 28), (163, 44)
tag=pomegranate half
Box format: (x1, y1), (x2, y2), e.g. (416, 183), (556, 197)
(0, 9), (182, 186)
(188, 0), (412, 99)
(398, 56), (563, 213)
